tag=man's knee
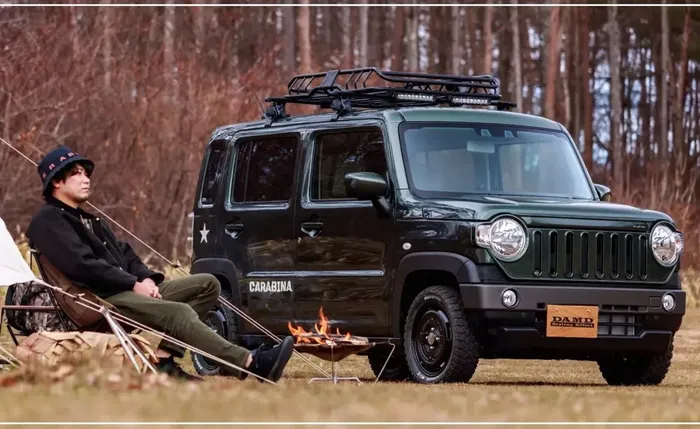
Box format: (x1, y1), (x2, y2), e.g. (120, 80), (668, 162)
(195, 273), (221, 297)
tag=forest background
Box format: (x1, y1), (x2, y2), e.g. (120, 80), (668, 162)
(0, 2), (698, 280)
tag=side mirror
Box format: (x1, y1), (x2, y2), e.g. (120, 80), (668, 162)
(345, 172), (391, 217)
(345, 172), (388, 200)
(594, 184), (612, 202)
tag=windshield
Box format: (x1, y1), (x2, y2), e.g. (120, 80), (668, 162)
(400, 123), (595, 200)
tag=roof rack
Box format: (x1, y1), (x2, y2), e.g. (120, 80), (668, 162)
(263, 67), (517, 124)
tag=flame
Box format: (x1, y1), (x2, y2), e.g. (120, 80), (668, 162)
(288, 306), (352, 344)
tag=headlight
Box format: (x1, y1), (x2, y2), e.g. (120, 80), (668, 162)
(476, 217), (528, 262)
(651, 224), (683, 267)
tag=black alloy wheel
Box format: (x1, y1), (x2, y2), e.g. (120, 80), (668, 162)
(403, 285), (479, 384)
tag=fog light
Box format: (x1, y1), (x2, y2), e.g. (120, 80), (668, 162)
(501, 289), (518, 308)
(662, 294), (676, 312)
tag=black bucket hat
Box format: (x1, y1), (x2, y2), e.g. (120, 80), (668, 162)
(37, 146), (94, 198)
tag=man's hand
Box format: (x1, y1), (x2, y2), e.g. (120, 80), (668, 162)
(133, 280), (162, 299)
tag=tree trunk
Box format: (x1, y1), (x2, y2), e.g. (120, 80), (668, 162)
(406, 3), (418, 72)
(465, 7), (475, 75)
(297, 0), (312, 73)
(510, 0), (523, 112)
(544, 3), (561, 120)
(608, 1), (623, 192)
(357, 0), (368, 67)
(673, 6), (691, 188)
(101, 0), (113, 89)
(163, 0), (176, 101)
(450, 5), (461, 75)
(482, 1), (493, 74)
(340, 7), (352, 68)
(282, 1), (296, 72)
(580, 6), (593, 170)
(660, 0), (670, 196)
(390, 6), (404, 70)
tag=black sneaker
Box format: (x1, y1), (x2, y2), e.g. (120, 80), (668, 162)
(157, 356), (202, 382)
(249, 337), (294, 383)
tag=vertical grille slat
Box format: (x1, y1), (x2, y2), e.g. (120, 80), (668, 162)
(611, 233), (619, 279)
(565, 231), (574, 278)
(580, 232), (590, 278)
(625, 234), (634, 279)
(595, 233), (605, 279)
(549, 231), (558, 277)
(533, 231), (542, 277)
(640, 235), (649, 280)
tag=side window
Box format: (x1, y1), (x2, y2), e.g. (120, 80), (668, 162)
(231, 136), (298, 203)
(200, 141), (227, 206)
(311, 129), (388, 200)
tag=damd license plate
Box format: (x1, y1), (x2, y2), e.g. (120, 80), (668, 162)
(545, 305), (599, 338)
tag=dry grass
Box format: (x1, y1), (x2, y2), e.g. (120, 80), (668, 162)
(1, 312), (700, 425)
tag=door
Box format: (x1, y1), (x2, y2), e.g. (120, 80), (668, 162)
(294, 127), (394, 338)
(222, 133), (300, 337)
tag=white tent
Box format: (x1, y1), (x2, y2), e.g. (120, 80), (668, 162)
(0, 217), (37, 287)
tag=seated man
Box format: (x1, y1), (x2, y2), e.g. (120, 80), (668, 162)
(26, 146), (293, 382)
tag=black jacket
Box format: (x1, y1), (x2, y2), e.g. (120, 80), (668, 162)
(26, 197), (164, 299)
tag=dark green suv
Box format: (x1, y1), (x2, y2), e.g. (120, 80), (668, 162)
(187, 68), (685, 385)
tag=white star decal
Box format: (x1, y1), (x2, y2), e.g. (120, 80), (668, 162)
(200, 223), (210, 244)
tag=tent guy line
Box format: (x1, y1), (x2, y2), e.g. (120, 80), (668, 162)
(0, 136), (331, 380)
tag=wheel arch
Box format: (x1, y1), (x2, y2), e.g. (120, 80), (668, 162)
(190, 257), (245, 332)
(391, 252), (479, 338)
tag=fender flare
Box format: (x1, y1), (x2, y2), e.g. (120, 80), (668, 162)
(190, 257), (245, 329)
(391, 252), (480, 337)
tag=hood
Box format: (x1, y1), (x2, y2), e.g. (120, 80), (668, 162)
(399, 192), (675, 229)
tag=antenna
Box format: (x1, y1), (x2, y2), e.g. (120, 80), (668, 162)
(253, 92), (265, 118)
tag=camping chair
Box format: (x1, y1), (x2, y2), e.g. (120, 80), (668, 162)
(1, 248), (113, 347)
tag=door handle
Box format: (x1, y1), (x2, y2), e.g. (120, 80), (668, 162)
(300, 221), (323, 238)
(225, 222), (244, 239)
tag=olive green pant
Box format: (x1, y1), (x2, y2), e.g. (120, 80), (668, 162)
(105, 273), (250, 377)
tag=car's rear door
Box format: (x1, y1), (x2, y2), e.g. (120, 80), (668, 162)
(221, 131), (301, 338)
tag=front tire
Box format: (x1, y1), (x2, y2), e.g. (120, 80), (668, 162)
(191, 291), (239, 376)
(597, 337), (674, 386)
(403, 285), (479, 384)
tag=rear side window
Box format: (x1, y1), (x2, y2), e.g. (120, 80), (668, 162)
(231, 136), (298, 203)
(311, 129), (387, 200)
(199, 141), (227, 206)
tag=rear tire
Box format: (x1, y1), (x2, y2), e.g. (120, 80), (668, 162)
(191, 291), (240, 376)
(598, 337), (674, 386)
(403, 285), (479, 384)
(368, 349), (410, 382)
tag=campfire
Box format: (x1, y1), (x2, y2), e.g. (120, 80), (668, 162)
(288, 307), (372, 362)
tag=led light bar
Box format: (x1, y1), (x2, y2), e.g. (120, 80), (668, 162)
(451, 96), (491, 106)
(395, 93), (435, 102)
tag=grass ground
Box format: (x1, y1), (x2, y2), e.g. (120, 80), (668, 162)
(1, 311), (699, 426)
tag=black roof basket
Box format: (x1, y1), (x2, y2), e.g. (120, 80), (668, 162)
(263, 67), (517, 124)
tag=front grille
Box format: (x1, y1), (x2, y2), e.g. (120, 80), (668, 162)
(598, 305), (645, 337)
(531, 229), (649, 282)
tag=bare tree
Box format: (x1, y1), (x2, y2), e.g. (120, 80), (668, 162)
(510, 0), (523, 111)
(660, 0), (670, 195)
(340, 7), (352, 68)
(608, 1), (623, 192)
(282, 1), (296, 72)
(544, 2), (562, 120)
(450, 5), (462, 75)
(358, 0), (368, 67)
(482, 1), (493, 74)
(406, 3), (419, 72)
(297, 0), (312, 73)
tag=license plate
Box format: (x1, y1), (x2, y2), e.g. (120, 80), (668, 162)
(546, 305), (599, 338)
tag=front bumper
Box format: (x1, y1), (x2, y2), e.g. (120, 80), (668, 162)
(460, 284), (685, 358)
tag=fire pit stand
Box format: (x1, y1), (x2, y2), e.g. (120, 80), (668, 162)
(293, 338), (397, 385)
